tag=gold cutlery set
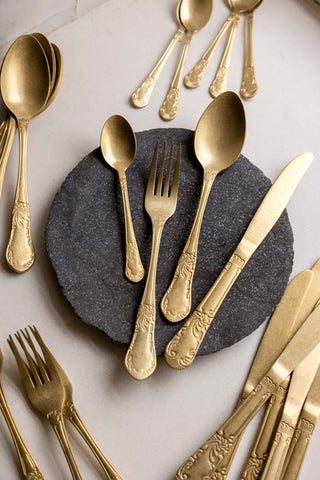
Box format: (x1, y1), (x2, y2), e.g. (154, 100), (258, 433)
(131, 0), (263, 120)
(0, 34), (62, 273)
(0, 326), (123, 480)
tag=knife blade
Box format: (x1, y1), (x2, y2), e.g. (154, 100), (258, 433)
(175, 302), (320, 480)
(165, 152), (314, 370)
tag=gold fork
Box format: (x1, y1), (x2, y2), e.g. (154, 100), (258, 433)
(25, 326), (124, 480)
(0, 348), (45, 479)
(125, 141), (181, 380)
(8, 329), (83, 480)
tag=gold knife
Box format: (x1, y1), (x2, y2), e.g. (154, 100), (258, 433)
(240, 258), (320, 480)
(165, 152), (314, 370)
(175, 302), (320, 480)
(213, 268), (315, 480)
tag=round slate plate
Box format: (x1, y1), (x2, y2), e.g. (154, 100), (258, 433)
(46, 128), (294, 356)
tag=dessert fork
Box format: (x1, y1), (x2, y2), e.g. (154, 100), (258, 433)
(8, 329), (83, 480)
(125, 141), (181, 380)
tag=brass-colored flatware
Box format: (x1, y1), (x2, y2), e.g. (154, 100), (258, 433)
(8, 329), (83, 480)
(161, 92), (245, 322)
(215, 268), (315, 480)
(20, 326), (124, 480)
(44, 43), (63, 111)
(164, 152), (314, 370)
(31, 33), (57, 91)
(131, 0), (185, 108)
(0, 348), (45, 479)
(175, 302), (320, 480)
(0, 35), (51, 273)
(125, 141), (181, 380)
(0, 116), (16, 200)
(240, 258), (320, 480)
(240, 0), (263, 99)
(159, 0), (213, 121)
(100, 115), (144, 283)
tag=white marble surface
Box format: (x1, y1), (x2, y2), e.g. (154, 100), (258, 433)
(0, 0), (320, 479)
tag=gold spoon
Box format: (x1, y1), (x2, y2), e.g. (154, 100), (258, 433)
(100, 115), (144, 283)
(1, 35), (51, 273)
(161, 92), (245, 322)
(240, 0), (263, 99)
(159, 0), (213, 121)
(31, 33), (57, 92)
(210, 0), (262, 97)
(131, 0), (185, 108)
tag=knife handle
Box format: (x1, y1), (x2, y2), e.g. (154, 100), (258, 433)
(176, 374), (278, 480)
(260, 420), (295, 480)
(165, 251), (246, 369)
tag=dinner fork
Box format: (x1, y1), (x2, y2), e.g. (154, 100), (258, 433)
(125, 141), (181, 380)
(24, 326), (124, 480)
(8, 330), (83, 480)
(0, 348), (45, 480)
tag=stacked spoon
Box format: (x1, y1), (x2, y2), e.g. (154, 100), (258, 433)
(0, 33), (63, 273)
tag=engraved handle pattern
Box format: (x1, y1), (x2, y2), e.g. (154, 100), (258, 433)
(131, 28), (184, 108)
(282, 416), (315, 480)
(240, 11), (258, 99)
(176, 376), (278, 480)
(165, 252), (246, 369)
(65, 403), (124, 480)
(6, 201), (35, 272)
(260, 421), (295, 480)
(210, 16), (240, 98)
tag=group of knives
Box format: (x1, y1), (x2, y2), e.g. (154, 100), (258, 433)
(175, 260), (320, 480)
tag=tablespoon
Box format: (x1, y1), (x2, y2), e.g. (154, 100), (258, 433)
(31, 33), (56, 91)
(131, 0), (185, 108)
(101, 115), (144, 282)
(1, 35), (51, 273)
(160, 0), (213, 121)
(161, 92), (245, 322)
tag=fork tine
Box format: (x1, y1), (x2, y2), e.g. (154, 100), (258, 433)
(7, 335), (35, 388)
(22, 328), (50, 383)
(146, 141), (159, 197)
(28, 325), (59, 380)
(15, 331), (42, 387)
(156, 141), (166, 196)
(170, 143), (181, 198)
(163, 142), (174, 197)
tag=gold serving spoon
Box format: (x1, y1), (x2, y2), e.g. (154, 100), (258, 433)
(131, 0), (185, 108)
(161, 92), (245, 322)
(159, 0), (213, 121)
(1, 35), (51, 273)
(101, 115), (144, 283)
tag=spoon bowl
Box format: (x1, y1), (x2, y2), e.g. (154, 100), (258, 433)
(179, 0), (213, 32)
(228, 0), (262, 13)
(195, 91), (246, 172)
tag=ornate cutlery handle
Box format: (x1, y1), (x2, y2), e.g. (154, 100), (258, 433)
(176, 374), (279, 480)
(0, 384), (45, 479)
(119, 173), (144, 283)
(209, 15), (240, 98)
(0, 115), (16, 201)
(125, 223), (164, 380)
(65, 404), (124, 480)
(6, 119), (35, 273)
(160, 32), (193, 121)
(161, 173), (216, 322)
(260, 420), (295, 480)
(240, 11), (258, 99)
(131, 28), (184, 108)
(184, 15), (235, 89)
(47, 410), (83, 480)
(165, 251), (246, 369)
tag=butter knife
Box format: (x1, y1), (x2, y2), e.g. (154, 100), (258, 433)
(165, 152), (314, 370)
(176, 302), (320, 480)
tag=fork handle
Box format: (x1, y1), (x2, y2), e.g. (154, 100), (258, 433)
(0, 115), (16, 201)
(65, 404), (124, 480)
(47, 410), (83, 480)
(240, 11), (258, 99)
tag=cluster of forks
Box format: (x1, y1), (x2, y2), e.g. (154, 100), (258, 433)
(1, 326), (123, 480)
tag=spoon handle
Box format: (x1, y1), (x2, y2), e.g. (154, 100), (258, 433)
(161, 173), (216, 322)
(184, 14), (235, 89)
(209, 15), (240, 98)
(0, 383), (45, 479)
(240, 11), (258, 99)
(125, 221), (164, 380)
(160, 31), (193, 121)
(6, 119), (35, 273)
(119, 173), (144, 283)
(131, 27), (185, 108)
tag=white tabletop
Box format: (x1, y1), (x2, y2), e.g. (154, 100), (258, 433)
(0, 0), (319, 478)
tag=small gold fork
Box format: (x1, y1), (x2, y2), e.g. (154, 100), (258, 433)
(125, 141), (181, 380)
